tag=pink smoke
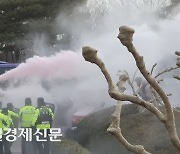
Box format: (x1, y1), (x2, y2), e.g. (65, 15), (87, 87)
(0, 51), (88, 81)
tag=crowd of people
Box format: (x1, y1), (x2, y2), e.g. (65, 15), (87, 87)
(0, 97), (54, 154)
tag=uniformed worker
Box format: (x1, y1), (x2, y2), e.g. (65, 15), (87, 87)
(32, 97), (54, 154)
(7, 103), (19, 128)
(19, 97), (36, 154)
(0, 108), (13, 154)
(7, 103), (19, 118)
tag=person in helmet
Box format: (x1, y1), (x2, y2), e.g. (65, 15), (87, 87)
(19, 97), (36, 128)
(0, 108), (13, 154)
(32, 97), (54, 154)
(19, 97), (36, 154)
(7, 103), (19, 119)
(6, 103), (19, 129)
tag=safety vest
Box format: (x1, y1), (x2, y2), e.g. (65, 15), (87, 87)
(8, 110), (19, 118)
(32, 106), (54, 130)
(19, 105), (36, 128)
(0, 113), (13, 135)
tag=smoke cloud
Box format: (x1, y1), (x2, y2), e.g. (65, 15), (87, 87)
(0, 0), (179, 125)
(0, 51), (88, 81)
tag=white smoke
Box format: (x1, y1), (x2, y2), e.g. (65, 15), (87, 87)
(0, 50), (111, 108)
(0, 0), (180, 113)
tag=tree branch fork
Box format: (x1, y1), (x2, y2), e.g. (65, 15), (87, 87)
(82, 26), (180, 153)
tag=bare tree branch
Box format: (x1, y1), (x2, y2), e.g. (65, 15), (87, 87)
(123, 70), (137, 96)
(118, 26), (172, 113)
(173, 75), (180, 81)
(82, 47), (165, 121)
(175, 51), (180, 56)
(82, 25), (180, 153)
(132, 68), (139, 84)
(150, 87), (164, 106)
(154, 66), (179, 78)
(109, 74), (128, 130)
(107, 127), (150, 154)
(82, 46), (165, 154)
(108, 74), (151, 154)
(151, 63), (157, 75)
(176, 57), (180, 67)
(118, 25), (180, 151)
(157, 79), (163, 83)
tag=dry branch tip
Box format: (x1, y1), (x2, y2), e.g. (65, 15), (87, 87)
(118, 26), (135, 46)
(176, 57), (180, 67)
(175, 51), (180, 56)
(82, 46), (98, 63)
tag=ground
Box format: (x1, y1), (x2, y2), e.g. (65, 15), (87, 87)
(10, 104), (180, 153)
(74, 104), (180, 154)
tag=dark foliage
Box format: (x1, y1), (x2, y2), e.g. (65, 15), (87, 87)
(0, 0), (86, 62)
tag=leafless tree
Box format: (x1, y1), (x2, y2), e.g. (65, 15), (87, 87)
(82, 26), (180, 153)
(78, 0), (173, 30)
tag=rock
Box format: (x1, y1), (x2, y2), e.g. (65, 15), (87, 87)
(75, 104), (180, 154)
